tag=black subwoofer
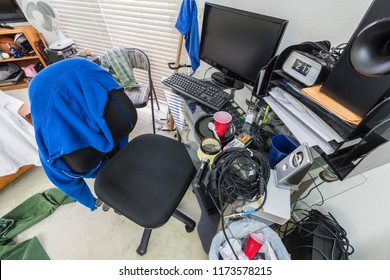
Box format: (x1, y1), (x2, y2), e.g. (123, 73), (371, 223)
(321, 0), (390, 118)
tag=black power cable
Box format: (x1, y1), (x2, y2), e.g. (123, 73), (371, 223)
(210, 148), (270, 207)
(251, 123), (279, 152)
(208, 148), (271, 260)
(280, 209), (354, 260)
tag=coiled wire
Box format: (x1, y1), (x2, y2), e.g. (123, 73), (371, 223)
(211, 148), (270, 207)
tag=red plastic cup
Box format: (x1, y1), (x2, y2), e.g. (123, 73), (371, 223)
(213, 111), (232, 137)
(244, 233), (264, 259)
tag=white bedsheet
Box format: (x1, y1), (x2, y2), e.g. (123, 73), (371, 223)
(0, 90), (41, 176)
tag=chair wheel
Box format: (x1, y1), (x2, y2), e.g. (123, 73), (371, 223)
(136, 247), (147, 256)
(102, 203), (110, 212)
(95, 198), (103, 207)
(185, 225), (195, 232)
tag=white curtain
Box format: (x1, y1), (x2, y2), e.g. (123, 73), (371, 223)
(48, 0), (189, 105)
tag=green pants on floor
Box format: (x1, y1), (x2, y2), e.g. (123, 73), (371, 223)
(0, 188), (75, 260)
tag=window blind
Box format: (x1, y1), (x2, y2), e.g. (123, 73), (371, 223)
(49, 0), (113, 55)
(48, 0), (189, 105)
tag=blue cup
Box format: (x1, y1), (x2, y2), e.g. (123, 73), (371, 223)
(268, 134), (299, 169)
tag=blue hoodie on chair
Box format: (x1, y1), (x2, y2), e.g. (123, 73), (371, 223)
(29, 58), (126, 211)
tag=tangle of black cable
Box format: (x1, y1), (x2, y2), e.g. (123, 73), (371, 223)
(312, 42), (347, 70)
(291, 173), (325, 214)
(210, 148), (270, 260)
(280, 209), (354, 260)
(212, 148), (271, 206)
(251, 123), (279, 152)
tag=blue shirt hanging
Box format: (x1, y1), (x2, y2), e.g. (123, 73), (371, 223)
(175, 0), (200, 72)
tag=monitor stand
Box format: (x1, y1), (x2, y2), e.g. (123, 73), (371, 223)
(211, 72), (244, 90)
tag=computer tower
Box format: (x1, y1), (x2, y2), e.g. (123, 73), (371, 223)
(321, 0), (390, 118)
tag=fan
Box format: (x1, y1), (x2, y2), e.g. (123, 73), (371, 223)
(17, 0), (74, 50)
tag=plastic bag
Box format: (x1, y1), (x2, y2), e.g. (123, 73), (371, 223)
(209, 218), (290, 260)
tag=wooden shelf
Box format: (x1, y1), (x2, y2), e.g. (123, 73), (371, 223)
(1, 55), (40, 63)
(0, 78), (29, 91)
(1, 25), (48, 91)
(0, 26), (31, 36)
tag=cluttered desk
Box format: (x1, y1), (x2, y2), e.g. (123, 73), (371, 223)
(162, 71), (300, 256)
(161, 67), (365, 260)
(160, 1), (390, 260)
(162, 2), (390, 259)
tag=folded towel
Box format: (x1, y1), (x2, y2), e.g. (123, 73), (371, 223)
(101, 47), (139, 91)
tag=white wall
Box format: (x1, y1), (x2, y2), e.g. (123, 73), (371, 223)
(201, 0), (373, 51)
(307, 161), (390, 260)
(199, 0), (390, 260)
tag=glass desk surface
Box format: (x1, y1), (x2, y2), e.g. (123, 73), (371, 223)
(161, 74), (367, 253)
(163, 85), (291, 252)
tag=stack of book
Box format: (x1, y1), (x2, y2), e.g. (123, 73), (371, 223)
(0, 70), (24, 86)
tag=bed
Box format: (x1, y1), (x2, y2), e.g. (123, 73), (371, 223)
(0, 90), (40, 189)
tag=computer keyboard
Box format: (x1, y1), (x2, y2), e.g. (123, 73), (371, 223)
(162, 73), (233, 111)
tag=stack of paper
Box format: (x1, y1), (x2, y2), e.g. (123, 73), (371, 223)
(264, 87), (344, 155)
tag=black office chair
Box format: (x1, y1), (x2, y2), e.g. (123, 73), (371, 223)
(59, 85), (196, 255)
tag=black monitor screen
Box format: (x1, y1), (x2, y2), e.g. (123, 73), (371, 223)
(200, 3), (288, 87)
(0, 0), (27, 24)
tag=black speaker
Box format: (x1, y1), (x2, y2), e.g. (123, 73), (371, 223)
(321, 0), (390, 118)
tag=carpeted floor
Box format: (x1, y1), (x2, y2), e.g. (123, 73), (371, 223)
(0, 105), (209, 260)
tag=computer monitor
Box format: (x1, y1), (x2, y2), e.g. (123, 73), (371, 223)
(0, 0), (27, 26)
(199, 3), (288, 89)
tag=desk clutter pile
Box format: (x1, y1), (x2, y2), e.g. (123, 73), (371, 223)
(0, 62), (42, 86)
(187, 95), (353, 260)
(0, 29), (96, 87)
(208, 210), (353, 260)
(0, 33), (43, 86)
(0, 34), (32, 59)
